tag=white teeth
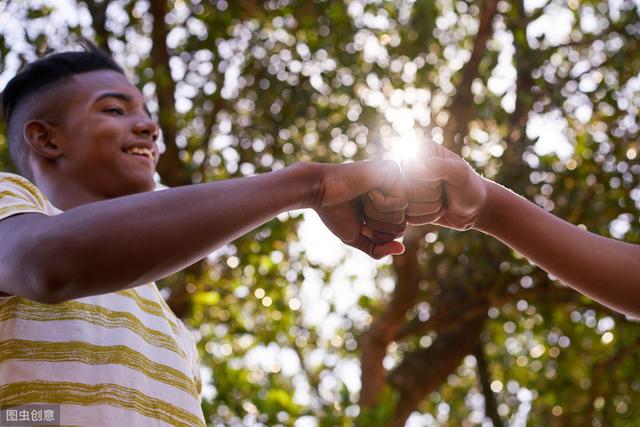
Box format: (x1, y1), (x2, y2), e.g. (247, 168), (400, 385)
(125, 147), (153, 159)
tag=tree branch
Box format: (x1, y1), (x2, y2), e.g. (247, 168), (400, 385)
(443, 0), (500, 154)
(150, 0), (189, 187)
(396, 282), (580, 342)
(85, 0), (112, 55)
(475, 342), (503, 427)
(585, 340), (640, 421)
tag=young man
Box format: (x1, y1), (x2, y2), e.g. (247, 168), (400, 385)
(404, 142), (640, 318)
(0, 46), (407, 426)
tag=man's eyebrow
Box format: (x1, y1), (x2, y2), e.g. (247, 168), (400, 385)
(94, 92), (152, 118)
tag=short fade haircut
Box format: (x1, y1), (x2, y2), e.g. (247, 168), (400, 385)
(1, 42), (124, 180)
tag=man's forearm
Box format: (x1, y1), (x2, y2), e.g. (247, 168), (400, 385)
(476, 180), (640, 317)
(7, 163), (317, 302)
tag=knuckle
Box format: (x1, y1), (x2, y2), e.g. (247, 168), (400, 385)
(363, 199), (378, 215)
(408, 187), (441, 203)
(406, 216), (426, 226)
(407, 203), (440, 216)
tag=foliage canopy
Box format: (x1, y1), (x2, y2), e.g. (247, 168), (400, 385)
(1, 0), (639, 426)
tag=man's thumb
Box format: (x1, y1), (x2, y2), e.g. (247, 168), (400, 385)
(405, 157), (469, 187)
(340, 160), (401, 194)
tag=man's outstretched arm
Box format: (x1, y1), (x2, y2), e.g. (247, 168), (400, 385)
(0, 161), (406, 304)
(477, 179), (640, 317)
(405, 143), (640, 318)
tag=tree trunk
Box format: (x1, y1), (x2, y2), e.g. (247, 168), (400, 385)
(359, 226), (427, 408)
(149, 0), (199, 318)
(85, 0), (112, 55)
(388, 318), (485, 427)
(149, 0), (189, 187)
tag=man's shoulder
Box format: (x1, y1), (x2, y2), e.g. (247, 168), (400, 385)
(0, 172), (41, 196)
(0, 172), (56, 219)
(0, 172), (33, 185)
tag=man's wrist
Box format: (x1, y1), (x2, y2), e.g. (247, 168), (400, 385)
(283, 161), (325, 210)
(474, 178), (502, 233)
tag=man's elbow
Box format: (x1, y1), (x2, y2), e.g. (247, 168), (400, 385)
(7, 239), (77, 305)
(29, 261), (79, 304)
(2, 266), (74, 305)
(31, 281), (73, 305)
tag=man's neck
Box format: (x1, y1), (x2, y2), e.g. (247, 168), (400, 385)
(34, 175), (109, 211)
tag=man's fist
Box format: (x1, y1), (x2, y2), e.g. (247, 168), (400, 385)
(309, 160), (407, 259)
(404, 143), (487, 230)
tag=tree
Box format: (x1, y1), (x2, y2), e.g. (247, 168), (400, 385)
(1, 0), (638, 425)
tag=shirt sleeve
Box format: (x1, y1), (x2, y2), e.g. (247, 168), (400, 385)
(0, 173), (49, 221)
(187, 330), (203, 398)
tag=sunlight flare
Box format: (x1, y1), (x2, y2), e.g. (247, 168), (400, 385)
(384, 107), (425, 166)
(388, 130), (421, 165)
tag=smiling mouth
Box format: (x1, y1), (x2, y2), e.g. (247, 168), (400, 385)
(123, 147), (154, 162)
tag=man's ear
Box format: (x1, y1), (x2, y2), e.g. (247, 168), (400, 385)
(23, 120), (62, 160)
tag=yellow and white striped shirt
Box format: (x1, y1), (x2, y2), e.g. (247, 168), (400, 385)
(0, 172), (205, 427)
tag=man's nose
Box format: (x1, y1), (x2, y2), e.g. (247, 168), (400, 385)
(133, 117), (160, 141)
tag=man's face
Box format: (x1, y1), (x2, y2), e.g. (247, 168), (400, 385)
(55, 69), (160, 197)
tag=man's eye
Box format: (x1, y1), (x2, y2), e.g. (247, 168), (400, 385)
(104, 106), (125, 115)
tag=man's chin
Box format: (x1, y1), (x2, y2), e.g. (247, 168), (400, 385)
(116, 174), (157, 196)
(131, 177), (156, 194)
